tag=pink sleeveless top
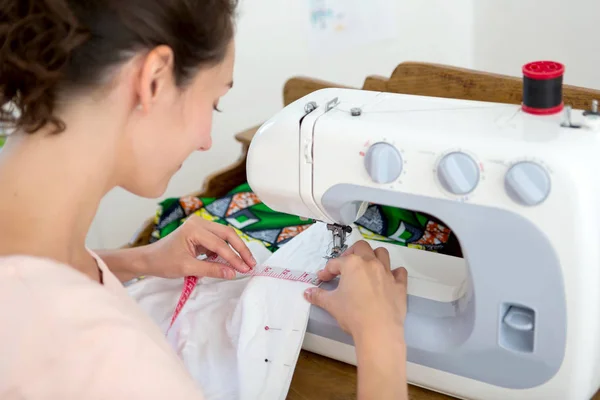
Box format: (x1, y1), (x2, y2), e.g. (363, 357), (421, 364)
(0, 252), (205, 399)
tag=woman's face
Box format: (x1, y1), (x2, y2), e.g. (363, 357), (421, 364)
(117, 40), (235, 198)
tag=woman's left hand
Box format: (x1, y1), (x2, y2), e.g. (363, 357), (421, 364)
(140, 215), (256, 280)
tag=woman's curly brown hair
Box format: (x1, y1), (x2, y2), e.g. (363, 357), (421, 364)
(0, 0), (237, 134)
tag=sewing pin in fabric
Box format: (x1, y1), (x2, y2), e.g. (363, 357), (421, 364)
(264, 326), (281, 331)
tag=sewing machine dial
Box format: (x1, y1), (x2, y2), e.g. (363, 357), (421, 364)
(435, 151), (481, 196)
(504, 161), (551, 206)
(364, 142), (403, 184)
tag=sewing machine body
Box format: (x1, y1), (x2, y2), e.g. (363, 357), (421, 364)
(247, 87), (600, 400)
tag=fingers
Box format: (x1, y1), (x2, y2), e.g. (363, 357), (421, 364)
(347, 241), (392, 273)
(303, 287), (331, 309)
(187, 259), (237, 280)
(194, 230), (251, 273)
(211, 224), (256, 268)
(340, 240), (376, 258)
(374, 247), (390, 270)
(392, 267), (408, 284)
(318, 257), (343, 282)
(319, 241), (381, 282)
(185, 217), (252, 273)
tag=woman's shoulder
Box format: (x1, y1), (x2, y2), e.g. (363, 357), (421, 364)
(0, 253), (95, 283)
(0, 254), (165, 337)
(0, 254), (117, 315)
(0, 255), (204, 399)
(0, 254), (142, 335)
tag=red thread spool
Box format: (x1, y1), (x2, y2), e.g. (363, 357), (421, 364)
(521, 61), (565, 115)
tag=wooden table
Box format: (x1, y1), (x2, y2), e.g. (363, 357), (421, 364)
(288, 350), (600, 400)
(288, 351), (450, 400)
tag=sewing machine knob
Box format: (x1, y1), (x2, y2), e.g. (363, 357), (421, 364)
(436, 152), (480, 195)
(364, 142), (403, 184)
(505, 162), (551, 206)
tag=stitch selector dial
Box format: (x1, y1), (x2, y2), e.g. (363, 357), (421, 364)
(364, 142), (403, 184)
(505, 161), (550, 206)
(436, 152), (480, 195)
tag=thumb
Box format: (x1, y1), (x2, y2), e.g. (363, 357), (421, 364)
(190, 259), (237, 280)
(304, 287), (331, 309)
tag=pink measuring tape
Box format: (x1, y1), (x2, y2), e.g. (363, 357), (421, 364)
(168, 253), (322, 330)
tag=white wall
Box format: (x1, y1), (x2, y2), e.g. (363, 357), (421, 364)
(473, 0), (600, 90)
(89, 0), (475, 249)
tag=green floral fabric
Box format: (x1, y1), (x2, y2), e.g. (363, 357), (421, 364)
(150, 182), (462, 257)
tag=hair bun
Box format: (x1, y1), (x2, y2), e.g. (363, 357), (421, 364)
(0, 0), (89, 133)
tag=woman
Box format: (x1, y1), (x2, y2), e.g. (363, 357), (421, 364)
(0, 1), (408, 399)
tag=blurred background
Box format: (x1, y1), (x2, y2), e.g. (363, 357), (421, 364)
(3, 0), (598, 249)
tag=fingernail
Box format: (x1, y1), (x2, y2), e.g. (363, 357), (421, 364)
(251, 256), (257, 266)
(240, 263), (251, 272)
(304, 288), (313, 300)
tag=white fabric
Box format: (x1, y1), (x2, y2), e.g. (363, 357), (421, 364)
(126, 223), (333, 400)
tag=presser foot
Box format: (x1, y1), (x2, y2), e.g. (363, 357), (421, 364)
(326, 224), (353, 259)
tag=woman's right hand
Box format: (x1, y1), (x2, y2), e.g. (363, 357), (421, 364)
(303, 240), (408, 340)
(304, 240), (410, 399)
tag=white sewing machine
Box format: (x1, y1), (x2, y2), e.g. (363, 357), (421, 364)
(246, 62), (600, 400)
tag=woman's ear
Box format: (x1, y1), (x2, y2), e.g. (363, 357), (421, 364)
(136, 45), (175, 112)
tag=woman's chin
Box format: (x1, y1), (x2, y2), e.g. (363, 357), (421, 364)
(125, 178), (170, 199)
(125, 164), (183, 199)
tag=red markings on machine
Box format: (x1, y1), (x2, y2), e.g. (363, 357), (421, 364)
(359, 140), (371, 156)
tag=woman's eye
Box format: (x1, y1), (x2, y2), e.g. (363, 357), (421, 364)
(213, 104), (222, 112)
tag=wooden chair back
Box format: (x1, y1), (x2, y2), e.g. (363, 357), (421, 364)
(283, 62), (599, 109)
